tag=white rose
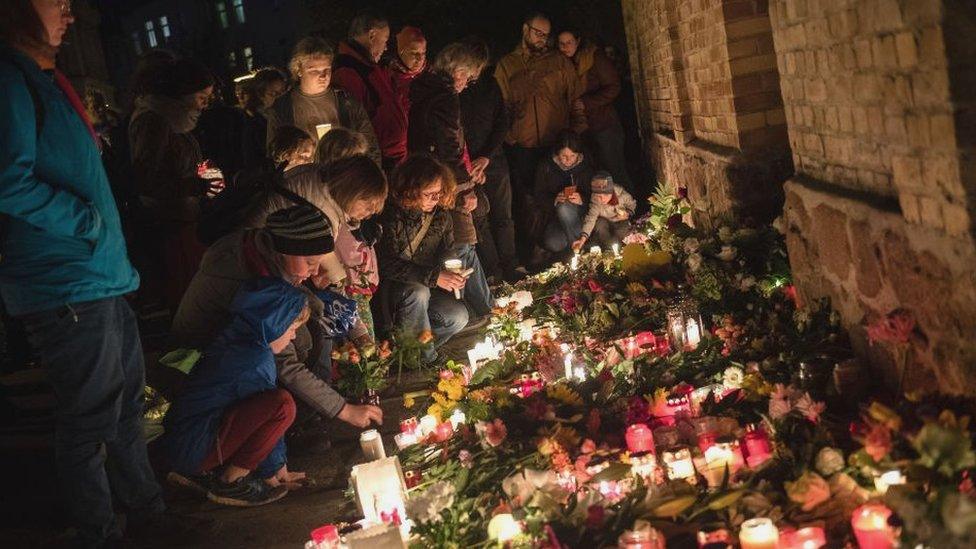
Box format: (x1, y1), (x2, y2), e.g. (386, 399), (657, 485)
(687, 252), (703, 272)
(683, 237), (700, 254)
(717, 226), (734, 243)
(717, 245), (737, 261)
(739, 275), (756, 291)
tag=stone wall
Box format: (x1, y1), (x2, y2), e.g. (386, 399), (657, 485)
(772, 0), (976, 395)
(622, 0), (794, 226)
(622, 0), (976, 395)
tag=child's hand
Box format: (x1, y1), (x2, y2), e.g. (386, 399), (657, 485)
(572, 237), (586, 252)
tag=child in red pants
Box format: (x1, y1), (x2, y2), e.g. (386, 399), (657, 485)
(162, 277), (311, 506)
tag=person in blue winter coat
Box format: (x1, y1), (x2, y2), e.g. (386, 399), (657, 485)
(163, 276), (312, 507)
(0, 1), (195, 546)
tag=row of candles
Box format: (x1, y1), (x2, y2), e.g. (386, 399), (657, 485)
(731, 503), (897, 549)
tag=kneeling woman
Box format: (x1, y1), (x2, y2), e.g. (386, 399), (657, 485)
(162, 277), (310, 507)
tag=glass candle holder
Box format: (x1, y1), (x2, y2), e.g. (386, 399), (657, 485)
(738, 517), (779, 549)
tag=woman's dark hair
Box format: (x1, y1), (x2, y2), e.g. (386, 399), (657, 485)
(269, 126), (312, 164)
(319, 155), (388, 213)
(0, 0), (56, 61)
(390, 155), (456, 209)
(129, 49), (178, 98)
(154, 57), (214, 98)
(558, 27), (584, 43)
(552, 130), (584, 155)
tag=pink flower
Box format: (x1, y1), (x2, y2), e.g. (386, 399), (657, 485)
(795, 393), (826, 423)
(458, 449), (473, 469)
(623, 232), (649, 245)
(866, 309), (916, 345)
(677, 186), (688, 199)
(861, 423), (893, 462)
(769, 396), (791, 420)
(581, 439), (596, 454)
(483, 419), (507, 447)
(586, 279), (604, 293)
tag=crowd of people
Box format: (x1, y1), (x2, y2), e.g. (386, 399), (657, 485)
(0, 2), (637, 547)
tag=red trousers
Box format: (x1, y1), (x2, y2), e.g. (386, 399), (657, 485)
(199, 389), (296, 473)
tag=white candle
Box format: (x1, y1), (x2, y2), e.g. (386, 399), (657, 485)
(561, 343), (573, 379)
(573, 364), (587, 382)
(487, 513), (522, 542)
(739, 517), (779, 549)
(449, 408), (467, 429)
(663, 447), (696, 482)
(612, 242), (621, 257)
(570, 253), (579, 271)
(685, 318), (701, 349)
(394, 432), (418, 450)
(873, 469), (906, 494)
(360, 429), (386, 461)
(444, 259), (463, 299)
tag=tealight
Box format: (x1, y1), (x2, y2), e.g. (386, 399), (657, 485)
(851, 503), (896, 549)
(738, 517), (779, 549)
(662, 446), (696, 483)
(487, 513), (522, 542)
(873, 469), (906, 494)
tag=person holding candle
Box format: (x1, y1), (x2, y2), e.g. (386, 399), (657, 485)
(163, 277), (311, 506)
(571, 172), (636, 253)
(375, 155), (471, 364)
(266, 36), (380, 162)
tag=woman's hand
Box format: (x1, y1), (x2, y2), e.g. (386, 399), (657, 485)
(470, 157), (490, 174)
(337, 403), (384, 428)
(461, 192), (478, 212)
(436, 270), (467, 292)
(566, 192), (583, 205)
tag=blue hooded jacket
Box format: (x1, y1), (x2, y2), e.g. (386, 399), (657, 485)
(162, 277), (307, 478)
(0, 46), (138, 315)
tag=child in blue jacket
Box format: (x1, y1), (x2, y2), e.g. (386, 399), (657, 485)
(162, 276), (310, 507)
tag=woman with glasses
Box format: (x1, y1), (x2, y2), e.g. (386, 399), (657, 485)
(375, 156), (471, 365)
(407, 39), (494, 327)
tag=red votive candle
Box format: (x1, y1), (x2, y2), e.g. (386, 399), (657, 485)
(626, 423), (656, 454)
(852, 503), (896, 549)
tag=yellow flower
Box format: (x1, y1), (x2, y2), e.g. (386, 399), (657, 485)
(939, 410), (971, 431)
(546, 385), (583, 407)
(437, 377), (466, 401)
(427, 403), (444, 422)
(403, 395), (416, 408)
(431, 391), (455, 411)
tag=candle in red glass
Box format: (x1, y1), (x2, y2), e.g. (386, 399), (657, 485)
(742, 424), (773, 467)
(400, 416), (419, 436)
(780, 526), (826, 549)
(626, 423), (656, 454)
(851, 503), (896, 549)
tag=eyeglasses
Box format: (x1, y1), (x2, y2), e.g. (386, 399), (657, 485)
(421, 189), (444, 200)
(528, 24), (550, 40)
(54, 0), (73, 16)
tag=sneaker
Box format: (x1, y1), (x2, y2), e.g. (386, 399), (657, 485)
(207, 476), (288, 507)
(167, 471), (215, 495)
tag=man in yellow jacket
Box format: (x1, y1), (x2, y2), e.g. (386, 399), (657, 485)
(495, 12), (586, 266)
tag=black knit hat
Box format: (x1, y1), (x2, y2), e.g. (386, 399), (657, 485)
(158, 57), (214, 98)
(265, 204), (335, 256)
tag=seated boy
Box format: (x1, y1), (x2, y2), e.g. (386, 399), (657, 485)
(572, 172), (637, 252)
(162, 277), (311, 507)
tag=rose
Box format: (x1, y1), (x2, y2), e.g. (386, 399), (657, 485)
(581, 439), (596, 454)
(586, 279), (604, 293)
(687, 252), (703, 272)
(785, 471), (831, 511)
(815, 447), (846, 476)
(862, 422), (893, 462)
(717, 226), (734, 243)
(683, 238), (700, 254)
(717, 245), (737, 261)
(477, 418), (507, 447)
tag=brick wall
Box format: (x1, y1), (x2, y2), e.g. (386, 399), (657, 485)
(622, 0), (792, 225)
(771, 0), (976, 395)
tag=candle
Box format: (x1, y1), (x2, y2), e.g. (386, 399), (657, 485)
(400, 417), (419, 436)
(625, 424), (656, 454)
(702, 444), (737, 488)
(630, 453), (658, 482)
(573, 364), (587, 381)
(444, 259), (464, 299)
(612, 242), (621, 257)
(561, 343), (574, 379)
(394, 432), (418, 450)
(685, 317), (702, 348)
(663, 447), (696, 483)
(570, 253), (580, 271)
(738, 517), (779, 549)
(851, 503), (896, 549)
(873, 469), (906, 494)
(487, 513), (522, 543)
(449, 408), (467, 429)
(309, 524), (340, 549)
(404, 469), (422, 489)
(780, 526), (826, 549)
(419, 414), (438, 436)
(315, 123), (333, 139)
(743, 424), (773, 468)
(589, 245), (602, 255)
(360, 429), (386, 461)
(618, 525), (665, 548)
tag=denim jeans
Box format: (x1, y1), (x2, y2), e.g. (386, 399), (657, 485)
(543, 202), (585, 253)
(456, 243), (493, 317)
(21, 297), (164, 546)
(388, 282), (468, 360)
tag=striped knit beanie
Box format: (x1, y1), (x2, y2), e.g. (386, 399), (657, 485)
(265, 204), (335, 256)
